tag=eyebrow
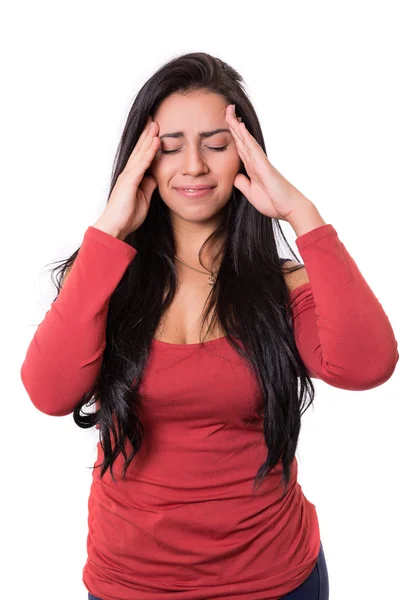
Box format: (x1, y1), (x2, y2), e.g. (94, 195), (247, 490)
(159, 128), (231, 140)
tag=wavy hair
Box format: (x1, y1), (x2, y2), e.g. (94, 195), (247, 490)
(46, 52), (315, 498)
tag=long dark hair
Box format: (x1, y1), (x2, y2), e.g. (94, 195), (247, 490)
(46, 52), (315, 498)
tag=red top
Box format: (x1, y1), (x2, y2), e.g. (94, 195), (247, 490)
(21, 223), (398, 600)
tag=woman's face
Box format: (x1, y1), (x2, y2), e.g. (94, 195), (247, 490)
(149, 90), (241, 223)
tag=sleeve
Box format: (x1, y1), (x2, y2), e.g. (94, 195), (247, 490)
(288, 224), (399, 390)
(20, 226), (138, 417)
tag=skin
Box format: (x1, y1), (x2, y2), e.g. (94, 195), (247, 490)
(149, 90), (241, 272)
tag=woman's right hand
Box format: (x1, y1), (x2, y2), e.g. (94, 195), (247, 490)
(93, 115), (161, 240)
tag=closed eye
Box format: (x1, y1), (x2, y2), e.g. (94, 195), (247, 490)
(160, 145), (228, 155)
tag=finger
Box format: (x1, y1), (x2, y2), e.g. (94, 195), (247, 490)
(229, 124), (248, 162)
(128, 119), (158, 169)
(226, 105), (245, 138)
(125, 136), (160, 183)
(135, 117), (156, 155)
(226, 106), (255, 151)
(232, 121), (259, 167)
(141, 121), (159, 155)
(227, 121), (244, 145)
(137, 136), (160, 171)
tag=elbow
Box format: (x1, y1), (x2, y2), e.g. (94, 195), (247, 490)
(32, 400), (74, 418)
(312, 343), (399, 390)
(20, 362), (75, 417)
(362, 342), (400, 389)
(322, 352), (399, 391)
(356, 324), (400, 389)
(362, 348), (399, 390)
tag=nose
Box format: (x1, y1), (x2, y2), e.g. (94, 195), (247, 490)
(181, 145), (209, 177)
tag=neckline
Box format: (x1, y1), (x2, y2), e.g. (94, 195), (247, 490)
(151, 335), (228, 349)
(150, 284), (311, 350)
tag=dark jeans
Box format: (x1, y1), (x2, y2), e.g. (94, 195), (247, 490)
(281, 541), (329, 599)
(88, 541), (329, 600)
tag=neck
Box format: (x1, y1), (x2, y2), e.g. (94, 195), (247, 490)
(171, 217), (225, 272)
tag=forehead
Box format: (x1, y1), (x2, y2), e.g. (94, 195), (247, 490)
(153, 91), (228, 131)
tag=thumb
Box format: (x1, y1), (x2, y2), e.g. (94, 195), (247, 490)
(141, 175), (158, 200)
(233, 173), (251, 199)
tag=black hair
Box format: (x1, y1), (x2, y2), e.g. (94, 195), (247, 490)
(46, 52), (314, 498)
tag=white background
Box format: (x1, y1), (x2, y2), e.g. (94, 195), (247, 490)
(4, 1), (399, 598)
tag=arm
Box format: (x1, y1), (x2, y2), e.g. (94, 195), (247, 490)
(20, 226), (137, 416)
(288, 223), (399, 390)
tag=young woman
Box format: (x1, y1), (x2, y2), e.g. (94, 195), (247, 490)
(21, 52), (398, 600)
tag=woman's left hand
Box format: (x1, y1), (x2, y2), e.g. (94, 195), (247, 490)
(226, 104), (311, 221)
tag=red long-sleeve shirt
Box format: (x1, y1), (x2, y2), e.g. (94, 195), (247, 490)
(20, 223), (398, 600)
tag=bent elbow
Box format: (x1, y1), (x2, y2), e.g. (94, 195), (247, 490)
(20, 362), (75, 417)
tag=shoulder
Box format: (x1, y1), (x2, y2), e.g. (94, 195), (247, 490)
(281, 260), (310, 292)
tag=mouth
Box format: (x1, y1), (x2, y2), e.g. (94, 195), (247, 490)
(175, 186), (216, 198)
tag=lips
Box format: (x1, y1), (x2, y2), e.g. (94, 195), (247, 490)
(175, 185), (216, 190)
(175, 187), (216, 198)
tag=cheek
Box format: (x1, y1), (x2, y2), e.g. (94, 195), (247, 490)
(224, 143), (241, 165)
(222, 153), (241, 179)
(149, 160), (168, 182)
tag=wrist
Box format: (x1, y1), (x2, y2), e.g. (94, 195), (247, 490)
(92, 219), (123, 240)
(286, 201), (326, 237)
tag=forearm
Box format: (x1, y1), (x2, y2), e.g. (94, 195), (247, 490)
(290, 220), (399, 389)
(21, 226), (137, 416)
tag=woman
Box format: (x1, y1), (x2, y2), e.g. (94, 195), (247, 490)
(21, 52), (398, 600)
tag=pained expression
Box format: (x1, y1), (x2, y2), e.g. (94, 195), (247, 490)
(149, 90), (241, 221)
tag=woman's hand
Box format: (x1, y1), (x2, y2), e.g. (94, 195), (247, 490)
(93, 116), (160, 240)
(225, 104), (312, 221)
